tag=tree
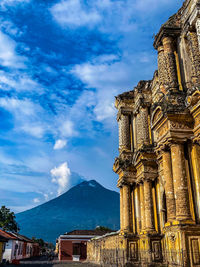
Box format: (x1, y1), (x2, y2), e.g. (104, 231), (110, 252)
(0, 206), (19, 232)
(32, 237), (45, 247)
(95, 226), (112, 231)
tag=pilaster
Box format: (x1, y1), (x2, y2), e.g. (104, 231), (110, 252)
(171, 142), (193, 222)
(191, 143), (200, 222)
(139, 183), (146, 233)
(135, 186), (141, 234)
(120, 187), (124, 231)
(123, 184), (131, 232)
(143, 180), (155, 232)
(162, 149), (176, 222)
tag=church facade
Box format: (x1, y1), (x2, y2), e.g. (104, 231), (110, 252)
(87, 0), (200, 266)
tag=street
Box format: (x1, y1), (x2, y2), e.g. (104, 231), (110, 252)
(9, 256), (98, 267)
(18, 263), (97, 267)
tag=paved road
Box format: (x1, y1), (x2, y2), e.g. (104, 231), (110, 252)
(9, 257), (98, 267)
(18, 263), (97, 267)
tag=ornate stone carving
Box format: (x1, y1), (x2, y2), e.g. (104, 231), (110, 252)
(187, 31), (200, 86)
(157, 46), (168, 90)
(169, 121), (191, 129)
(196, 18), (200, 50)
(119, 114), (131, 152)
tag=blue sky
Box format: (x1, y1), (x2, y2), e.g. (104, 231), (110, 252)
(0, 0), (183, 213)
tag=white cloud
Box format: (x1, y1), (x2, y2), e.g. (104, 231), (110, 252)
(33, 198), (40, 204)
(50, 0), (101, 28)
(51, 162), (71, 195)
(54, 139), (67, 150)
(0, 97), (47, 138)
(0, 97), (34, 115)
(0, 70), (43, 92)
(0, 20), (24, 37)
(70, 55), (133, 122)
(20, 124), (45, 138)
(0, 0), (30, 9)
(59, 120), (77, 138)
(0, 31), (26, 68)
(50, 0), (179, 34)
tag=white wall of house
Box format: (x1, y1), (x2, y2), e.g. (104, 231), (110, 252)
(3, 239), (34, 262)
(13, 240), (24, 260)
(3, 240), (14, 262)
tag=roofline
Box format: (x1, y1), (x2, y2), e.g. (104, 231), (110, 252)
(59, 235), (98, 239)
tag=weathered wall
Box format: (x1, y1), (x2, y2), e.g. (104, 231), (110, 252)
(87, 233), (128, 266)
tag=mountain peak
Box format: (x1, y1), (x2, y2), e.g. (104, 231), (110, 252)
(78, 179), (102, 188)
(16, 179), (120, 243)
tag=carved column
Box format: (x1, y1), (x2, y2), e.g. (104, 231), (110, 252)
(171, 143), (192, 221)
(141, 107), (150, 146)
(136, 112), (143, 149)
(144, 180), (155, 231)
(157, 45), (168, 89)
(119, 114), (131, 152)
(123, 185), (131, 232)
(187, 31), (200, 86)
(195, 18), (200, 51)
(191, 143), (200, 222)
(162, 36), (178, 91)
(120, 187), (124, 231)
(162, 150), (176, 222)
(133, 115), (137, 151)
(139, 182), (146, 232)
(131, 186), (136, 234)
(135, 185), (140, 234)
(136, 108), (150, 148)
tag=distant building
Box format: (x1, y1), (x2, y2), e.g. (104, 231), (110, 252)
(58, 229), (112, 261)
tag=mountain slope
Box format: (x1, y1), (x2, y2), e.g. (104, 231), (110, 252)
(16, 180), (120, 243)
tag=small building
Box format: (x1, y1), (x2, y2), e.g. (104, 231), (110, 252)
(0, 234), (8, 263)
(58, 229), (112, 261)
(11, 233), (36, 259)
(0, 230), (18, 263)
(0, 230), (39, 263)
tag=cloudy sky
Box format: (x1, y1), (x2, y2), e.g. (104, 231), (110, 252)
(0, 0), (183, 213)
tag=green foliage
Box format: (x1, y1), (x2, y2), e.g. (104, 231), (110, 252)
(0, 206), (19, 232)
(31, 237), (55, 250)
(32, 237), (45, 247)
(95, 226), (112, 231)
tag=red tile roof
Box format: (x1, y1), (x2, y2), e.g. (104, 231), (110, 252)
(0, 230), (17, 240)
(12, 233), (33, 243)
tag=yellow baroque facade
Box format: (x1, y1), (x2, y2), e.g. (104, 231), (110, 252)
(87, 0), (200, 266)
